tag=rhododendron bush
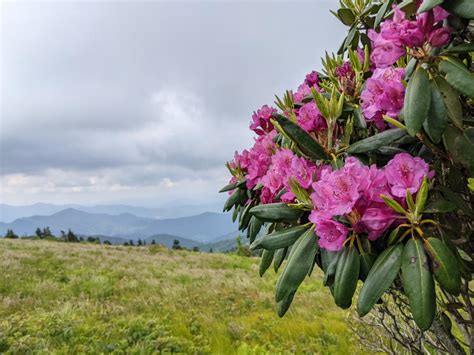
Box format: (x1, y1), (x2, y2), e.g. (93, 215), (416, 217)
(220, 0), (473, 353)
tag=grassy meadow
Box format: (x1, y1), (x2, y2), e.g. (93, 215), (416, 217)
(0, 239), (370, 354)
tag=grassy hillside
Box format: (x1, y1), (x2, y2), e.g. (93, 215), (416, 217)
(0, 239), (369, 354)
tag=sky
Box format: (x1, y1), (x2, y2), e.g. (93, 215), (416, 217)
(0, 0), (345, 209)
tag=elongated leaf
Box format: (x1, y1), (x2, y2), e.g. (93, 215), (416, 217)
(337, 8), (355, 26)
(443, 43), (474, 53)
(418, 0), (443, 13)
(334, 247), (360, 309)
(259, 249), (275, 277)
(401, 238), (436, 331)
(239, 202), (253, 231)
(404, 67), (431, 136)
(277, 291), (296, 317)
(424, 238), (461, 295)
(346, 128), (406, 154)
(273, 247), (288, 272)
(321, 249), (341, 287)
(359, 253), (377, 281)
(219, 182), (237, 193)
(223, 189), (245, 212)
(250, 224), (310, 251)
(273, 114), (329, 161)
(415, 177), (429, 215)
(248, 216), (263, 243)
(433, 76), (463, 129)
(423, 199), (456, 213)
(353, 107), (367, 129)
(404, 57), (417, 81)
(423, 80), (448, 143)
(357, 244), (404, 317)
(442, 0), (474, 19)
(439, 57), (474, 98)
(275, 228), (318, 302)
(374, 0), (392, 28)
(232, 205), (240, 222)
(249, 203), (304, 222)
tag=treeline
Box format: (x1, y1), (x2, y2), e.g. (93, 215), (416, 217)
(1, 228), (208, 252)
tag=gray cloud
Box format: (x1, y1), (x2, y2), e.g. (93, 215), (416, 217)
(0, 0), (345, 206)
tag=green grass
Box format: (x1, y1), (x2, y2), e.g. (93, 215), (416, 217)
(0, 239), (369, 354)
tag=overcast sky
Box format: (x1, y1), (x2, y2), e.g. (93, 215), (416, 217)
(0, 0), (345, 208)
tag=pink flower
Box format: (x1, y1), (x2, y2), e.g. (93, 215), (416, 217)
(364, 165), (391, 202)
(250, 105), (277, 136)
(296, 102), (326, 133)
(361, 203), (396, 241)
(245, 131), (277, 189)
(428, 26), (451, 47)
(385, 153), (434, 198)
(305, 71), (319, 88)
(311, 168), (361, 216)
(290, 156), (317, 189)
(360, 67), (405, 129)
(369, 31), (406, 68)
(260, 187), (277, 204)
(310, 212), (348, 251)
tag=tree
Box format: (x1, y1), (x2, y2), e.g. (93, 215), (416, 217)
(192, 246), (200, 252)
(4, 229), (18, 239)
(35, 228), (43, 238)
(42, 227), (53, 238)
(67, 229), (79, 243)
(137, 238), (143, 246)
(172, 239), (182, 250)
(209, 248), (213, 253)
(151, 239), (156, 245)
(129, 240), (135, 246)
(103, 240), (111, 245)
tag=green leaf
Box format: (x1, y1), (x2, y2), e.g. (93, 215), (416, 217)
(273, 247), (288, 273)
(248, 216), (263, 243)
(406, 189), (416, 212)
(359, 253), (377, 282)
(404, 57), (418, 81)
(321, 249), (341, 287)
(249, 203), (304, 222)
(275, 228), (318, 302)
(439, 57), (474, 98)
(273, 114), (329, 161)
(259, 249), (274, 277)
(415, 177), (429, 215)
(239, 202), (253, 231)
(423, 80), (448, 143)
(401, 238), (436, 331)
(423, 199), (456, 213)
(441, 0), (474, 19)
(219, 182), (237, 193)
(232, 205), (240, 222)
(277, 291), (295, 318)
(381, 195), (406, 214)
(250, 225), (310, 251)
(433, 76), (463, 129)
(453, 128), (474, 172)
(424, 238), (461, 295)
(333, 246), (360, 309)
(353, 107), (367, 129)
(374, 0), (392, 28)
(443, 42), (474, 53)
(337, 8), (356, 26)
(223, 189), (245, 212)
(404, 66), (431, 136)
(418, 0), (444, 13)
(346, 128), (406, 154)
(357, 244), (404, 317)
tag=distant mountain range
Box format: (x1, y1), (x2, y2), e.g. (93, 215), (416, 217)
(0, 202), (224, 223)
(0, 208), (237, 243)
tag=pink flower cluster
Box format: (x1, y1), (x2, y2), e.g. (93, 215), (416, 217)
(250, 105), (277, 136)
(309, 153), (433, 251)
(296, 102), (326, 133)
(369, 6), (451, 68)
(360, 66), (405, 130)
(261, 148), (319, 204)
(293, 71), (321, 103)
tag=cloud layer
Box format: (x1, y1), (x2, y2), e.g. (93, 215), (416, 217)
(0, 0), (345, 207)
